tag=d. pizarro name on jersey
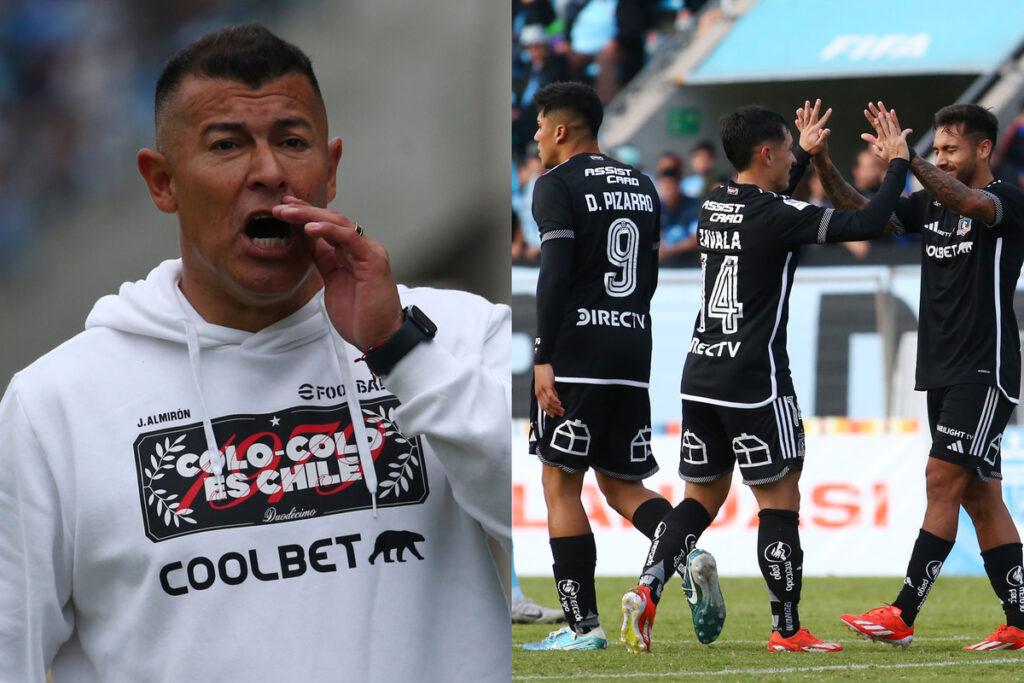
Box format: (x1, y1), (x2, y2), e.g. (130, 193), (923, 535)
(532, 153), (660, 386)
(895, 179), (1024, 399)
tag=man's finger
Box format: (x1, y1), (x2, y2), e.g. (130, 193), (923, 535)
(817, 107), (833, 128)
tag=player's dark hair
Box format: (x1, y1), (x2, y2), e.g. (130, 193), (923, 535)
(719, 106), (788, 172)
(154, 24), (321, 127)
(933, 103), (998, 147)
(533, 81), (603, 140)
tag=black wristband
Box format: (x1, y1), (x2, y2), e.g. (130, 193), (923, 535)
(363, 305), (437, 376)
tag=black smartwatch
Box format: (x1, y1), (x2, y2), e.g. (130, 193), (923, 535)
(363, 305), (437, 376)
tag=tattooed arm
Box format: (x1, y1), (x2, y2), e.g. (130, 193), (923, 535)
(909, 155), (996, 223)
(811, 154), (869, 210)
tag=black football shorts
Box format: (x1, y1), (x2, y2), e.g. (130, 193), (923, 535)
(529, 382), (659, 480)
(927, 384), (1015, 481)
(678, 396), (805, 486)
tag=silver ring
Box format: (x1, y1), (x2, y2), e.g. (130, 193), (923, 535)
(354, 223), (365, 237)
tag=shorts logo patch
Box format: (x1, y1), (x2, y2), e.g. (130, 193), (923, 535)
(630, 426), (653, 462)
(985, 435), (1002, 466)
(925, 560), (943, 580)
(1008, 565), (1023, 587)
(733, 433), (771, 468)
(681, 430), (708, 465)
(764, 541), (791, 563)
(550, 419), (591, 457)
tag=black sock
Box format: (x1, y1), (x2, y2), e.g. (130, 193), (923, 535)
(757, 509), (803, 638)
(981, 542), (1024, 629)
(638, 498), (712, 605)
(631, 496), (672, 539)
(891, 528), (954, 626)
(551, 534), (600, 633)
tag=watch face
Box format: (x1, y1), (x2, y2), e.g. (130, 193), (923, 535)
(408, 306), (437, 337)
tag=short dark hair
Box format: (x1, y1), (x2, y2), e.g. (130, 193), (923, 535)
(719, 106), (788, 172)
(690, 140), (716, 157)
(533, 81), (603, 140)
(155, 24), (321, 129)
(933, 103), (998, 147)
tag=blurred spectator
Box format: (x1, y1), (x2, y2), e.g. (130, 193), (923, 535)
(512, 148), (545, 263)
(656, 150), (684, 177)
(512, 24), (569, 156)
(681, 139), (717, 198)
(563, 0), (653, 104)
(657, 165), (699, 262)
(513, 0), (556, 44)
(995, 103), (1024, 189)
(851, 145), (888, 197)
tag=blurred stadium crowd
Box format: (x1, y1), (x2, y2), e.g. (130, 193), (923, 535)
(511, 0), (1024, 267)
(0, 0), (292, 278)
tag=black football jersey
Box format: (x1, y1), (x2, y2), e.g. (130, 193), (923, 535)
(532, 152), (660, 385)
(895, 180), (1024, 400)
(680, 171), (905, 407)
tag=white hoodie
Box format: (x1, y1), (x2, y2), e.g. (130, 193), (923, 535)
(0, 260), (512, 682)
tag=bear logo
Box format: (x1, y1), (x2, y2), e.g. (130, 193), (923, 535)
(368, 530), (426, 564)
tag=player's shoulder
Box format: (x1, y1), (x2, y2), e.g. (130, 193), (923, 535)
(984, 178), (1024, 205)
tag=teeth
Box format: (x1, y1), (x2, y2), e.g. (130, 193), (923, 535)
(252, 236), (290, 248)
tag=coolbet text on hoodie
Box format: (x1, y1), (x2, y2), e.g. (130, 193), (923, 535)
(0, 259), (512, 681)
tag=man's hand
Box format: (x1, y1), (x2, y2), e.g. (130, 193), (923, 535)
(861, 101), (911, 163)
(795, 99), (833, 157)
(273, 195), (403, 351)
(533, 364), (564, 417)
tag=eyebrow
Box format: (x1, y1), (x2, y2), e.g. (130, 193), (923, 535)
(200, 118), (315, 137)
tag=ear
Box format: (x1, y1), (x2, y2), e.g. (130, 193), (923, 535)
(554, 123), (569, 145)
(978, 137), (993, 162)
(326, 137), (343, 203)
(137, 149), (177, 214)
(759, 145), (772, 167)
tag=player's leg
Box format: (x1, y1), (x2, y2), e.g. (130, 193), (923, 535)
(622, 400), (732, 652)
(730, 396), (839, 652)
(958, 400), (1024, 650)
(842, 386), (993, 647)
(524, 385), (607, 650)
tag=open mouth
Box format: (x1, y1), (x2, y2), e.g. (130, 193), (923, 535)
(245, 213), (294, 249)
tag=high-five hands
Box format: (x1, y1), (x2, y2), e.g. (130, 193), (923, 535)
(861, 101), (912, 163)
(795, 99), (833, 156)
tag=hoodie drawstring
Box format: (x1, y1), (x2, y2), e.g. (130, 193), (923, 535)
(319, 300), (379, 517)
(184, 320), (227, 500)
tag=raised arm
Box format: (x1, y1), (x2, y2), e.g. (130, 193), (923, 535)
(864, 101), (996, 223)
(794, 99), (871, 210)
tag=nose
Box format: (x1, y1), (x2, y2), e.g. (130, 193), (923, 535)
(248, 142), (287, 191)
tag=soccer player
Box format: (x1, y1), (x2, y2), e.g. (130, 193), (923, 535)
(620, 101), (912, 654)
(523, 81), (673, 651)
(838, 103), (1024, 651)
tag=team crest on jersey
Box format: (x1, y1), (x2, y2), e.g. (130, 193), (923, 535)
(133, 398), (427, 542)
(782, 198), (809, 211)
(726, 186), (738, 195)
(957, 217), (972, 236)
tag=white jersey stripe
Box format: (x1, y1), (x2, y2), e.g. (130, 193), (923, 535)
(555, 376), (649, 388)
(992, 237), (1020, 403)
(773, 400), (789, 460)
(971, 388), (997, 456)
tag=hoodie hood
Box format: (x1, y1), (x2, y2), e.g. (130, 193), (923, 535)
(85, 258), (379, 514)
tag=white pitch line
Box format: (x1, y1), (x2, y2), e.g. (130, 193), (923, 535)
(637, 635), (974, 645)
(512, 656), (1023, 681)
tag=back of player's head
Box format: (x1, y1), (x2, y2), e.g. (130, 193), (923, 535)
(719, 106), (788, 172)
(533, 81), (603, 140)
(155, 24), (322, 133)
(933, 103), (998, 147)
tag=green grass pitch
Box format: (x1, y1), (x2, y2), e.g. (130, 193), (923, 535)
(513, 576), (1023, 681)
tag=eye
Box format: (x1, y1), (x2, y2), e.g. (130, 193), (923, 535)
(282, 137), (309, 149)
(211, 139), (239, 151)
